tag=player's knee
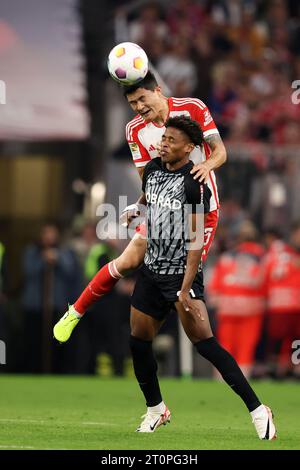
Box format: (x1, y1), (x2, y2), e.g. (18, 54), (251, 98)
(130, 335), (152, 354)
(130, 326), (154, 341)
(116, 251), (141, 272)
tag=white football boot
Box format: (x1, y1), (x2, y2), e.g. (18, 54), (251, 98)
(251, 405), (277, 440)
(136, 405), (171, 433)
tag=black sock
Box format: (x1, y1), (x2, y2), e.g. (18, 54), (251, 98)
(195, 337), (261, 412)
(130, 335), (162, 407)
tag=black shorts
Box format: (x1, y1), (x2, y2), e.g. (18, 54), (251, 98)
(131, 264), (205, 321)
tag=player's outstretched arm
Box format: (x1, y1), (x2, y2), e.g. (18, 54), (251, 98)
(190, 134), (227, 183)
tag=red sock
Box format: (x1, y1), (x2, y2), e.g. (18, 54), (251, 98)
(74, 261), (122, 315)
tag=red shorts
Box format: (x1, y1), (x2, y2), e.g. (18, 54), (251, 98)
(136, 209), (219, 263)
(202, 209), (219, 263)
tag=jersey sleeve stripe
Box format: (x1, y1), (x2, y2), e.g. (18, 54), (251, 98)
(126, 116), (144, 140)
(126, 117), (144, 141)
(172, 97), (206, 106)
(126, 118), (143, 140)
(172, 98), (206, 109)
(209, 172), (220, 207)
(203, 128), (220, 138)
(172, 100), (206, 111)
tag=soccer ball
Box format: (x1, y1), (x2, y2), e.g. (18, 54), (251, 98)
(107, 42), (149, 85)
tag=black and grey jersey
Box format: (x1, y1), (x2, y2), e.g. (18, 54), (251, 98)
(142, 158), (211, 275)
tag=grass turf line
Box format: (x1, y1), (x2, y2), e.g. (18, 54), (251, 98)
(0, 375), (299, 450)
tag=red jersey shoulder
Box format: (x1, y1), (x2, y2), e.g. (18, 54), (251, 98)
(171, 97), (206, 115)
(171, 97), (215, 129)
(126, 115), (145, 142)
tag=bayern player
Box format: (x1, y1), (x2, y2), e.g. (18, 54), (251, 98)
(53, 71), (225, 341)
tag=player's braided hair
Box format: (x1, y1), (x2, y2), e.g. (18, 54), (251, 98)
(165, 115), (204, 146)
(122, 71), (158, 96)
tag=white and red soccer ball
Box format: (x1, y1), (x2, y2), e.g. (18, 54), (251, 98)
(107, 42), (149, 85)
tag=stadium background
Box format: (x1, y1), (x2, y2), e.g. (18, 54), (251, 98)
(0, 0), (300, 450)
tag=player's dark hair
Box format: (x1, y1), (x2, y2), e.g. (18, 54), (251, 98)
(122, 71), (158, 96)
(165, 115), (204, 146)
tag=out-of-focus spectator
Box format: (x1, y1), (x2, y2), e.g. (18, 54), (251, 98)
(250, 226), (287, 378)
(249, 50), (277, 98)
(129, 2), (168, 51)
(192, 24), (216, 99)
(226, 6), (268, 63)
(69, 220), (98, 279)
(208, 61), (238, 136)
(263, 227), (287, 253)
(22, 224), (81, 373)
(218, 199), (248, 246)
(73, 237), (118, 374)
(157, 39), (198, 96)
(73, 222), (131, 376)
(263, 222), (300, 378)
(166, 0), (206, 38)
(208, 220), (265, 378)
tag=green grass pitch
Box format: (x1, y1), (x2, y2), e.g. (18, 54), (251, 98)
(0, 375), (299, 450)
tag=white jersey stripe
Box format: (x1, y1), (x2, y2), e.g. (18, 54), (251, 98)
(172, 100), (206, 111)
(126, 116), (143, 138)
(203, 128), (220, 138)
(209, 171), (219, 206)
(135, 161), (148, 168)
(128, 120), (144, 141)
(173, 101), (204, 111)
(172, 98), (206, 109)
(172, 96), (206, 106)
(173, 97), (206, 108)
(126, 116), (142, 137)
(126, 117), (144, 141)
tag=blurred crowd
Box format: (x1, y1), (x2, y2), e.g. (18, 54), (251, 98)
(205, 218), (300, 380)
(112, 0), (300, 233)
(1, 215), (300, 380)
(0, 222), (134, 376)
(120, 0), (300, 144)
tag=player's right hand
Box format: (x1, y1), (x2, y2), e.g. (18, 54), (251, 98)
(120, 203), (140, 228)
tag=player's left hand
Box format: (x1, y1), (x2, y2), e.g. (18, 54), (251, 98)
(120, 204), (140, 228)
(190, 162), (211, 183)
(178, 290), (205, 320)
(178, 290), (195, 312)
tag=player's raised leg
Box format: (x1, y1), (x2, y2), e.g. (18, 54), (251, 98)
(175, 299), (277, 440)
(130, 306), (171, 433)
(53, 234), (147, 343)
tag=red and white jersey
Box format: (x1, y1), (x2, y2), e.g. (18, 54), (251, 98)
(208, 242), (266, 316)
(263, 244), (300, 314)
(126, 97), (220, 211)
